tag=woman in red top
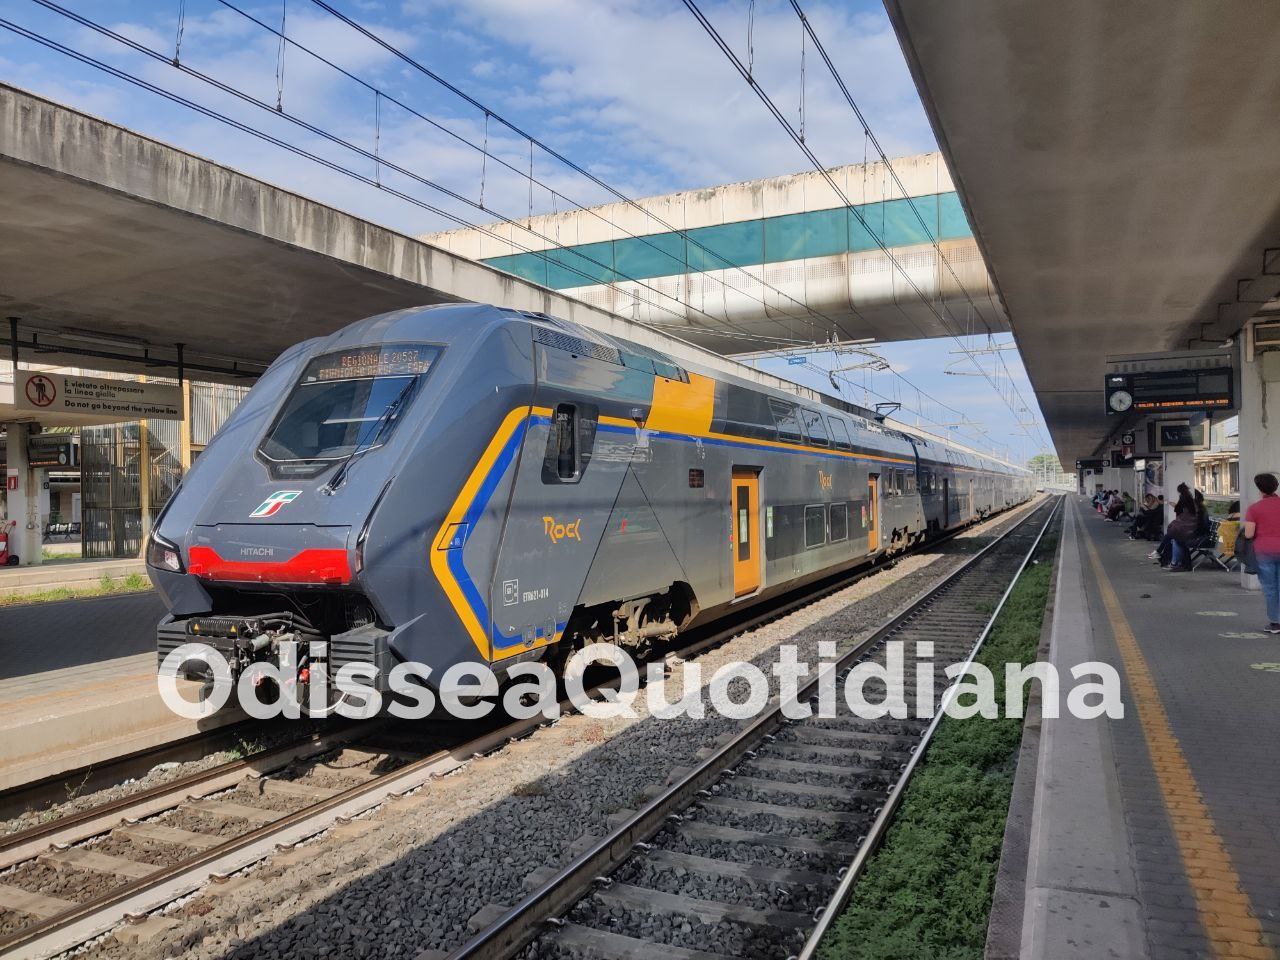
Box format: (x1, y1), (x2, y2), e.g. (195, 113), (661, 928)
(1243, 472), (1280, 633)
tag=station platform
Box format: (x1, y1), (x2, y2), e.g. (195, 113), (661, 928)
(0, 652), (242, 793)
(0, 557), (147, 599)
(1008, 497), (1278, 959)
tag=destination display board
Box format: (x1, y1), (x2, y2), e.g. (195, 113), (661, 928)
(27, 434), (79, 469)
(1104, 366), (1234, 415)
(303, 345), (440, 382)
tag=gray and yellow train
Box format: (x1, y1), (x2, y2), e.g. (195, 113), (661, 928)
(146, 304), (1032, 705)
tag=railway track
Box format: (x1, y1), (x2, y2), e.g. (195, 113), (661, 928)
(448, 496), (1062, 960)
(0, 499), (1046, 959)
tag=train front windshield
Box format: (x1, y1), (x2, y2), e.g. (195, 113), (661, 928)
(259, 344), (440, 463)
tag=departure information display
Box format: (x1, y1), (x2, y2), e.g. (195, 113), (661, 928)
(303, 345), (440, 382)
(1104, 367), (1233, 414)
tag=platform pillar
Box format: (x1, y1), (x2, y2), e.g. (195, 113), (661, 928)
(1237, 347), (1280, 511)
(4, 423), (41, 566)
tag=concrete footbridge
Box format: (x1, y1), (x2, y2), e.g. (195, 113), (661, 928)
(422, 153), (1006, 353)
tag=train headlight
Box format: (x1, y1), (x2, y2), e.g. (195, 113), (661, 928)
(146, 531), (185, 574)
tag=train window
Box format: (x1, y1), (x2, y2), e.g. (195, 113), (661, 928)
(652, 359), (686, 381)
(804, 505), (827, 548)
(800, 409), (828, 447)
(906, 470), (917, 494)
(768, 398), (805, 444)
(542, 403), (598, 483)
(720, 385), (780, 441)
(829, 503), (848, 542)
(828, 417), (851, 450)
(259, 344), (440, 469)
(688, 468), (705, 488)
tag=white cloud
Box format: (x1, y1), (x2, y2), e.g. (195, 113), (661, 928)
(425, 0), (934, 192)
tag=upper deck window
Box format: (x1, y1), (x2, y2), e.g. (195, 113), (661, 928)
(801, 409), (829, 447)
(828, 417), (851, 450)
(768, 398), (805, 444)
(259, 344), (439, 464)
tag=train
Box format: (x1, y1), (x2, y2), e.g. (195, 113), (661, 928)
(146, 303), (1033, 710)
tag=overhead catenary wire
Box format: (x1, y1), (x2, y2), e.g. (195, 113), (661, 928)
(682, 0), (1047, 455)
(7, 2), (1005, 455)
(215, 0), (844, 349)
(20, 1), (815, 355)
(193, 0), (1001, 445)
(785, 0), (1050, 452)
(294, 0), (1008, 449)
(226, 0), (1009, 450)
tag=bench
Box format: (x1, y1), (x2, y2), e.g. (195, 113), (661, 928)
(1189, 517), (1236, 572)
(42, 521), (80, 542)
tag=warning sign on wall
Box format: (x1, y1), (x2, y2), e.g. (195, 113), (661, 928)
(14, 372), (182, 420)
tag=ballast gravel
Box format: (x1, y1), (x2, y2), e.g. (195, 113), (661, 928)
(0, 723), (326, 839)
(69, 506), (1033, 960)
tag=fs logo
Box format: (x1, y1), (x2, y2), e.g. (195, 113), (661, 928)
(543, 515), (582, 544)
(250, 490), (302, 518)
(818, 470), (833, 491)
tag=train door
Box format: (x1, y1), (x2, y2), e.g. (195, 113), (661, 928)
(968, 478), (974, 519)
(943, 478), (950, 528)
(732, 468), (761, 597)
(867, 474), (880, 551)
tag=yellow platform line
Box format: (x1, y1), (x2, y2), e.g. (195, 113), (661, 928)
(1080, 519), (1270, 958)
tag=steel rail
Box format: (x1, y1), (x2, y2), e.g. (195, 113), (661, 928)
(795, 495), (1061, 959)
(441, 497), (1060, 960)
(0, 499), (1041, 958)
(0, 723), (368, 867)
(0, 716), (516, 957)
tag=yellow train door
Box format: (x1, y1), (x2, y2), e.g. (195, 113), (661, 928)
(732, 469), (761, 596)
(868, 474), (880, 551)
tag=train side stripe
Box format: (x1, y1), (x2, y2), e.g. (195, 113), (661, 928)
(431, 405), (1023, 662)
(430, 406), (544, 660)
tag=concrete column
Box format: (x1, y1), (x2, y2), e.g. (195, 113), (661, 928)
(1164, 452), (1194, 525)
(37, 471), (49, 527)
(1237, 348), (1280, 511)
(138, 416), (151, 546)
(180, 380), (193, 471)
(4, 423), (41, 566)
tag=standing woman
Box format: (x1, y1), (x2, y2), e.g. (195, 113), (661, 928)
(1243, 472), (1280, 633)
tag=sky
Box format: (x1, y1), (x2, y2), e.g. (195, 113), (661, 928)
(0, 0), (1053, 464)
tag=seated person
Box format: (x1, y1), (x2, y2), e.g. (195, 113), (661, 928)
(1164, 489), (1201, 571)
(1105, 490), (1132, 521)
(1130, 494), (1163, 540)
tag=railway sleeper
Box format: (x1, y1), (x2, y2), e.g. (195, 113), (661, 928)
(546, 921), (727, 960)
(38, 847), (154, 881)
(698, 795), (859, 825)
(592, 881), (812, 929)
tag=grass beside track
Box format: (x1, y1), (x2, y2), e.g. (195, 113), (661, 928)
(0, 572), (152, 607)
(819, 521), (1060, 960)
